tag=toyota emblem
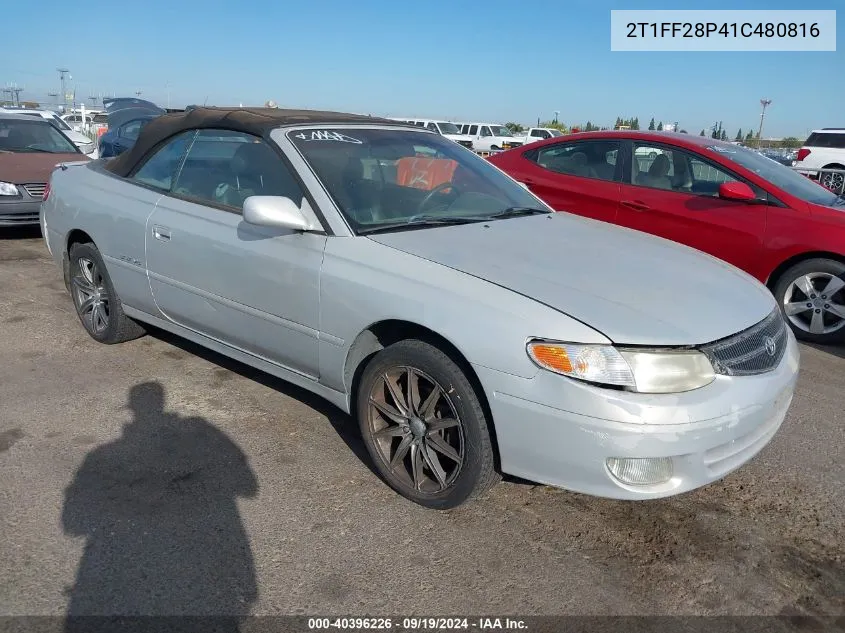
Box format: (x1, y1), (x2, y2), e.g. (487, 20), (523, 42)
(764, 336), (777, 357)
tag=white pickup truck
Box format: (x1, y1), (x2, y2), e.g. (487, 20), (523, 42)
(454, 122), (523, 152)
(516, 128), (565, 145)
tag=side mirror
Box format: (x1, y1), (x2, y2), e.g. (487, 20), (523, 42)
(243, 196), (314, 231)
(718, 181), (757, 202)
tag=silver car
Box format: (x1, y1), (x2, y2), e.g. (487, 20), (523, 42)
(41, 107), (800, 509)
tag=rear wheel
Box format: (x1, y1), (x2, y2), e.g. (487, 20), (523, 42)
(356, 339), (499, 509)
(69, 242), (145, 344)
(773, 258), (845, 345)
(820, 164), (845, 194)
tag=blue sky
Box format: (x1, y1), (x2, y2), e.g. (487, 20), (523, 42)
(2, 0), (842, 137)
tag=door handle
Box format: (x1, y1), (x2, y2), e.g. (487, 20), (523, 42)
(152, 225), (171, 242)
(621, 200), (651, 212)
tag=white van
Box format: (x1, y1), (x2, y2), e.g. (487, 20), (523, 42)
(453, 122), (522, 152)
(388, 118), (474, 149)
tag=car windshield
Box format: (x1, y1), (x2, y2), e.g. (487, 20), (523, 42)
(0, 119), (79, 154)
(708, 143), (840, 206)
(288, 127), (547, 233)
(489, 125), (512, 137)
(436, 122), (460, 135)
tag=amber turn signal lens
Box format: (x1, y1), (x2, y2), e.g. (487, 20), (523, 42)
(528, 344), (573, 373)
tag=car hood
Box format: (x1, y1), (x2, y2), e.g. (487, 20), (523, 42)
(0, 152), (87, 183)
(367, 213), (775, 345)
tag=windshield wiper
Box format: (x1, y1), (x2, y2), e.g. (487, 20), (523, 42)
(481, 206), (552, 219)
(359, 215), (485, 235)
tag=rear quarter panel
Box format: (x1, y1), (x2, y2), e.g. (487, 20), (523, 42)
(43, 162), (161, 313)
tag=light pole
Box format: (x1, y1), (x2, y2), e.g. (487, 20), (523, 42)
(57, 68), (70, 111)
(757, 99), (771, 148)
(553, 110), (560, 124)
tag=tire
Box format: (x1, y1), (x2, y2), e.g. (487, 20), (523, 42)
(356, 339), (499, 509)
(773, 258), (845, 345)
(820, 164), (845, 195)
(68, 242), (146, 344)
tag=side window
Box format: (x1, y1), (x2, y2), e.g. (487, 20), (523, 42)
(132, 131), (196, 191)
(426, 122), (438, 132)
(532, 130), (547, 139)
(171, 129), (305, 212)
(468, 125), (478, 135)
(120, 119), (147, 141)
(479, 126), (492, 137)
(532, 140), (622, 182)
(633, 143), (740, 196)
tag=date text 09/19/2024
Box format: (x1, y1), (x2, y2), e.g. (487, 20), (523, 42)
(307, 617), (528, 630)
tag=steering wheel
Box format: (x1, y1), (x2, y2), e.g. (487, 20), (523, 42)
(417, 182), (461, 214)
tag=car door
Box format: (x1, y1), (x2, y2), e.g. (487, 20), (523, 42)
(517, 139), (623, 224)
(113, 130), (198, 314)
(144, 129), (327, 378)
(616, 140), (767, 274)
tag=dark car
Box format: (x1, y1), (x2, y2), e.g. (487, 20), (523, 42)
(0, 113), (86, 226)
(98, 98), (165, 158)
(489, 130), (845, 345)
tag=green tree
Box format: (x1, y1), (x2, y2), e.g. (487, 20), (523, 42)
(781, 136), (802, 149)
(504, 122), (524, 134)
(735, 129), (743, 142)
(632, 117), (640, 130)
(648, 118), (656, 131)
(657, 121), (663, 131)
(539, 120), (568, 132)
(745, 129), (755, 143)
(720, 130), (728, 141)
(700, 129), (705, 136)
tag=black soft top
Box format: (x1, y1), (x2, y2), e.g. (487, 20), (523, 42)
(104, 106), (404, 177)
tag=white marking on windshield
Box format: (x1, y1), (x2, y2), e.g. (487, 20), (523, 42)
(294, 131), (363, 144)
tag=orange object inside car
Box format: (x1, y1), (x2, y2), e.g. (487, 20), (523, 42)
(396, 157), (458, 191)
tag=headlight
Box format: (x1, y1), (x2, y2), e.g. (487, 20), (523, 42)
(0, 182), (19, 196)
(526, 341), (715, 393)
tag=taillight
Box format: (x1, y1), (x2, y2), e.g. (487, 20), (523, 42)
(796, 148), (811, 162)
(42, 181), (51, 202)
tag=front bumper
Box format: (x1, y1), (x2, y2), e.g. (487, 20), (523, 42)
(474, 329), (800, 499)
(0, 199), (41, 226)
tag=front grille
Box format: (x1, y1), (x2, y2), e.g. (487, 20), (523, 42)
(700, 308), (788, 376)
(22, 183), (46, 199)
(0, 212), (39, 224)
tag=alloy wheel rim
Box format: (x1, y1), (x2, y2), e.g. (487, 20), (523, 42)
(72, 257), (110, 334)
(821, 172), (844, 194)
(783, 272), (845, 335)
(367, 366), (464, 495)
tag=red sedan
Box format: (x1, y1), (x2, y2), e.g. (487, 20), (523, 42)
(488, 131), (845, 345)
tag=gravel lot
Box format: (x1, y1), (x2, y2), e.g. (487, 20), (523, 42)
(0, 228), (842, 620)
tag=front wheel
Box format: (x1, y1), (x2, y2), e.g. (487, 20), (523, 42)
(356, 339), (499, 509)
(773, 258), (845, 345)
(69, 242), (146, 344)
